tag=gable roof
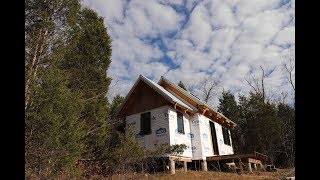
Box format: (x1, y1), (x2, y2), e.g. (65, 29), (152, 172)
(158, 76), (237, 128)
(115, 74), (236, 128)
(115, 75), (196, 117)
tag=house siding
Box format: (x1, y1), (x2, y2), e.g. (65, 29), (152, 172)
(126, 105), (171, 151)
(168, 107), (193, 158)
(125, 106), (233, 159)
(198, 115), (234, 156)
(214, 122), (234, 155)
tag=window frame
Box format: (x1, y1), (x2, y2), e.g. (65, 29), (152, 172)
(176, 111), (185, 134)
(222, 127), (231, 146)
(140, 112), (151, 135)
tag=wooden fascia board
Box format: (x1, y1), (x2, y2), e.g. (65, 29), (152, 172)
(142, 76), (194, 112)
(159, 79), (199, 108)
(159, 76), (237, 127)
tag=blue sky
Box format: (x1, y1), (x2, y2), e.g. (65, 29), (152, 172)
(83, 0), (295, 107)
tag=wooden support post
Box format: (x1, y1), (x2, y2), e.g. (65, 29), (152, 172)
(170, 159), (175, 174)
(201, 160), (208, 171)
(247, 162), (252, 173)
(253, 163), (257, 171)
(239, 159), (243, 172)
(183, 161), (188, 172)
(218, 160), (221, 172)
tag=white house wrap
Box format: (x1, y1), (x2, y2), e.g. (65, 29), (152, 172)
(116, 75), (237, 161)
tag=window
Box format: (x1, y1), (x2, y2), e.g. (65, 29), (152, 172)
(222, 127), (231, 146)
(177, 112), (185, 134)
(140, 112), (151, 135)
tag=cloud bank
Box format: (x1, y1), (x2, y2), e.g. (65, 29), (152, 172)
(83, 0), (295, 107)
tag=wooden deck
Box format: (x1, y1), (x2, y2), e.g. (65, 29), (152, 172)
(207, 151), (269, 163)
(206, 152), (270, 172)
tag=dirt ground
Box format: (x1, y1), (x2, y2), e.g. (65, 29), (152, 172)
(106, 169), (293, 180)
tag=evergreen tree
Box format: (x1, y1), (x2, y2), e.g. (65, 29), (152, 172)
(25, 0), (81, 111)
(25, 0), (85, 177)
(239, 92), (281, 163)
(178, 81), (188, 91)
(218, 91), (244, 153)
(25, 45), (85, 178)
(108, 94), (125, 119)
(60, 8), (112, 159)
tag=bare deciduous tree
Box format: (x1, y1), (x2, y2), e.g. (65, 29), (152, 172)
(283, 54), (295, 91)
(201, 78), (220, 104)
(245, 66), (267, 101)
(25, 28), (49, 111)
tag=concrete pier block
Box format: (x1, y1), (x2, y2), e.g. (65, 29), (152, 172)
(183, 161), (188, 172)
(201, 160), (208, 171)
(170, 159), (175, 174)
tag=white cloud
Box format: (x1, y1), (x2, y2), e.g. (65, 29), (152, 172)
(181, 4), (213, 50)
(209, 0), (238, 28)
(273, 26), (295, 46)
(82, 0), (126, 23)
(157, 0), (185, 6)
(82, 0), (295, 106)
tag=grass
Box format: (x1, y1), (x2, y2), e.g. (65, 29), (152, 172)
(106, 169), (292, 180)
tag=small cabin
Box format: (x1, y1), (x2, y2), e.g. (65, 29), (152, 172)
(116, 75), (237, 173)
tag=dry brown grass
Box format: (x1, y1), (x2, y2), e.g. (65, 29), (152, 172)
(106, 169), (291, 180)
(27, 168), (292, 179)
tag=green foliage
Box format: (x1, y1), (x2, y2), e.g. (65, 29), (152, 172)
(218, 91), (244, 153)
(218, 91), (294, 167)
(103, 129), (143, 173)
(25, 66), (85, 177)
(108, 94), (125, 119)
(25, 1), (113, 177)
(60, 8), (113, 160)
(99, 124), (187, 174)
(178, 81), (188, 91)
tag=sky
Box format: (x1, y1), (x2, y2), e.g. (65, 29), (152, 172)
(82, 0), (295, 108)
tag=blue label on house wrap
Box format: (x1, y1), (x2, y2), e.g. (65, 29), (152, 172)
(156, 128), (166, 135)
(203, 133), (208, 140)
(187, 133), (194, 139)
(191, 146), (197, 151)
(219, 139), (223, 144)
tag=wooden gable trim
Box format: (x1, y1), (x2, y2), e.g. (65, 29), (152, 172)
(159, 78), (236, 128)
(160, 80), (199, 108)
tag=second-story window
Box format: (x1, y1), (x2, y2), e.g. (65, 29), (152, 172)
(177, 112), (185, 134)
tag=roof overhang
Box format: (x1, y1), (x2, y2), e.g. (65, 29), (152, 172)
(158, 76), (237, 129)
